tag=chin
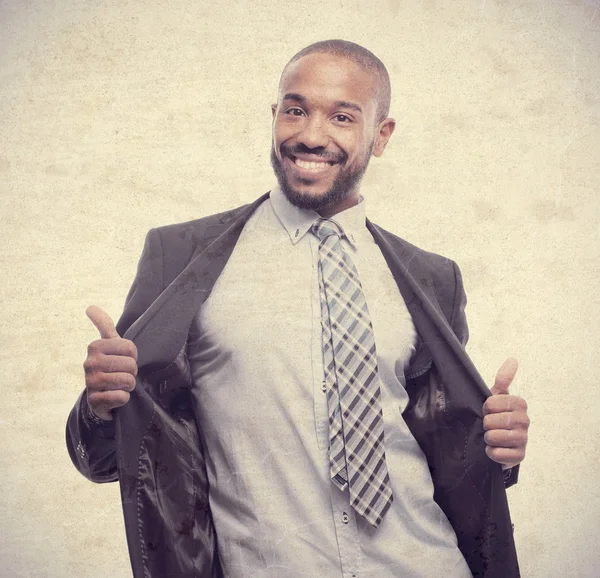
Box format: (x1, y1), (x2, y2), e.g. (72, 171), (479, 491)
(281, 182), (349, 212)
(287, 180), (332, 200)
(270, 146), (356, 212)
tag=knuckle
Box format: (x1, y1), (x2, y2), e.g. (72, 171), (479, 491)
(127, 341), (138, 359)
(106, 372), (136, 391)
(85, 373), (101, 390)
(129, 375), (137, 390)
(513, 397), (525, 411)
(514, 412), (529, 429)
(106, 373), (121, 388)
(87, 391), (103, 407)
(485, 399), (499, 413)
(113, 390), (131, 407)
(126, 359), (138, 376)
(496, 449), (509, 460)
(87, 339), (107, 354)
(97, 390), (130, 409)
(510, 436), (523, 448)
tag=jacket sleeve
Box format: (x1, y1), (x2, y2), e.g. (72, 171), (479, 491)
(449, 260), (520, 489)
(65, 391), (118, 483)
(65, 228), (164, 483)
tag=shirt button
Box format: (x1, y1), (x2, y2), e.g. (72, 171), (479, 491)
(341, 512), (349, 524)
(321, 381), (327, 392)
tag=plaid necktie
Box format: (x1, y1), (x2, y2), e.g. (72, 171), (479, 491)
(312, 218), (393, 527)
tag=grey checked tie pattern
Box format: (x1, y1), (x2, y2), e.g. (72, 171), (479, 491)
(312, 218), (393, 528)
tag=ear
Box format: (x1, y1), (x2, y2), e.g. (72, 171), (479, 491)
(372, 118), (396, 157)
(271, 104), (277, 120)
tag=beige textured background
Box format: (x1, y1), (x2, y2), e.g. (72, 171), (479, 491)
(1, 0), (599, 576)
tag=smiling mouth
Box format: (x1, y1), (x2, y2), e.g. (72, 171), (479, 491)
(289, 155), (337, 171)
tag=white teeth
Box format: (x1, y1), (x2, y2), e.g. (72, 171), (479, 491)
(294, 158), (331, 170)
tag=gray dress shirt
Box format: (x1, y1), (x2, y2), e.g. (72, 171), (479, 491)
(187, 187), (472, 578)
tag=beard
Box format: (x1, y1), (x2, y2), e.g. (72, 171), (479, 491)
(270, 142), (373, 213)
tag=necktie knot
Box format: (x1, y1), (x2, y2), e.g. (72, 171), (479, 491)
(311, 219), (343, 241)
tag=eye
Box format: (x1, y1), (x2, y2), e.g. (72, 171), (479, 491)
(333, 114), (352, 123)
(285, 107), (305, 117)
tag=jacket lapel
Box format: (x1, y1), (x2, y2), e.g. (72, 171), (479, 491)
(367, 219), (491, 402)
(368, 222), (519, 577)
(123, 193), (270, 368)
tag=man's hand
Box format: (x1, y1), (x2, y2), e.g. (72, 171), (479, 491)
(483, 357), (530, 469)
(83, 305), (138, 421)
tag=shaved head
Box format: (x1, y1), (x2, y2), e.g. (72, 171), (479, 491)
(280, 39), (391, 124)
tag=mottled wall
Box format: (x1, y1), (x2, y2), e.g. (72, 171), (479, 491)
(1, 0), (598, 576)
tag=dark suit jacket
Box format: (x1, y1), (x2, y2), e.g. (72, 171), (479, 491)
(67, 192), (520, 577)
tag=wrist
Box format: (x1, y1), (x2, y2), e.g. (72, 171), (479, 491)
(82, 395), (115, 429)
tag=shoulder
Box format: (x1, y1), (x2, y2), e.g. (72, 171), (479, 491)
(153, 204), (249, 245)
(369, 221), (469, 345)
(369, 221), (460, 283)
(142, 193), (269, 286)
(151, 192), (271, 246)
(153, 199), (261, 255)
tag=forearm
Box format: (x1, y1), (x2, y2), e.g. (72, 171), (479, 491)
(65, 390), (118, 483)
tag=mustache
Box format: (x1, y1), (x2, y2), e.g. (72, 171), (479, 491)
(280, 143), (346, 164)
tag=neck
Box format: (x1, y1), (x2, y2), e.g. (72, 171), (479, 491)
(318, 191), (360, 218)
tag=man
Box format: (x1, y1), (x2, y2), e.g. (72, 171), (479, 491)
(66, 40), (529, 577)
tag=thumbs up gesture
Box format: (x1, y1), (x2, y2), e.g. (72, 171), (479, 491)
(483, 357), (530, 469)
(83, 305), (138, 421)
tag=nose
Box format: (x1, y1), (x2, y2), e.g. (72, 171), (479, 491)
(296, 115), (329, 149)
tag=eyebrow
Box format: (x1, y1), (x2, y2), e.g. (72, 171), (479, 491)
(334, 100), (363, 114)
(282, 93), (363, 114)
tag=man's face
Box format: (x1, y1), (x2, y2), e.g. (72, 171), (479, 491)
(270, 53), (393, 215)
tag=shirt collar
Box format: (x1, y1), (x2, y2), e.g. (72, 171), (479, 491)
(270, 185), (366, 247)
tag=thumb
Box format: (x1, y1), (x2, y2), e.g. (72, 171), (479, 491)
(86, 305), (118, 339)
(490, 357), (519, 395)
